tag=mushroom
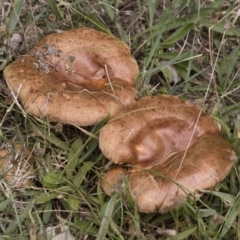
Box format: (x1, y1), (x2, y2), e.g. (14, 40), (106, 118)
(100, 95), (238, 213)
(0, 143), (35, 191)
(3, 27), (139, 126)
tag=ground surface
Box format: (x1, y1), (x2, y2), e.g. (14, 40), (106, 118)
(0, 0), (240, 239)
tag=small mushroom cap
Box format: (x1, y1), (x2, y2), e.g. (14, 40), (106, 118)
(4, 28), (139, 126)
(101, 167), (128, 195)
(100, 95), (237, 213)
(0, 144), (35, 190)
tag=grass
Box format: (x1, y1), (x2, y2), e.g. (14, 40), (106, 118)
(0, 0), (240, 239)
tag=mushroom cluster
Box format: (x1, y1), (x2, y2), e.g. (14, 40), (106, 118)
(3, 27), (237, 213)
(100, 96), (237, 213)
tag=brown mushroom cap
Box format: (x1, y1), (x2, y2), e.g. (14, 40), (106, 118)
(3, 28), (139, 126)
(101, 167), (128, 196)
(100, 95), (237, 213)
(0, 144), (35, 190)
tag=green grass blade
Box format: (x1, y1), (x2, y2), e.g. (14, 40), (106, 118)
(146, 52), (190, 77)
(66, 138), (83, 176)
(47, 0), (63, 19)
(7, 0), (24, 34)
(75, 219), (99, 236)
(177, 226), (197, 240)
(147, 0), (155, 27)
(218, 194), (240, 238)
(0, 198), (12, 212)
(74, 161), (95, 187)
(59, 1), (111, 34)
(5, 200), (35, 233)
(203, 20), (240, 36)
(42, 201), (52, 224)
(103, 0), (115, 21)
(96, 194), (118, 240)
(160, 23), (194, 47)
(145, 26), (167, 69)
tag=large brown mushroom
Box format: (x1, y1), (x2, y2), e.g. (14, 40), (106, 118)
(100, 95), (238, 213)
(3, 28), (139, 126)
